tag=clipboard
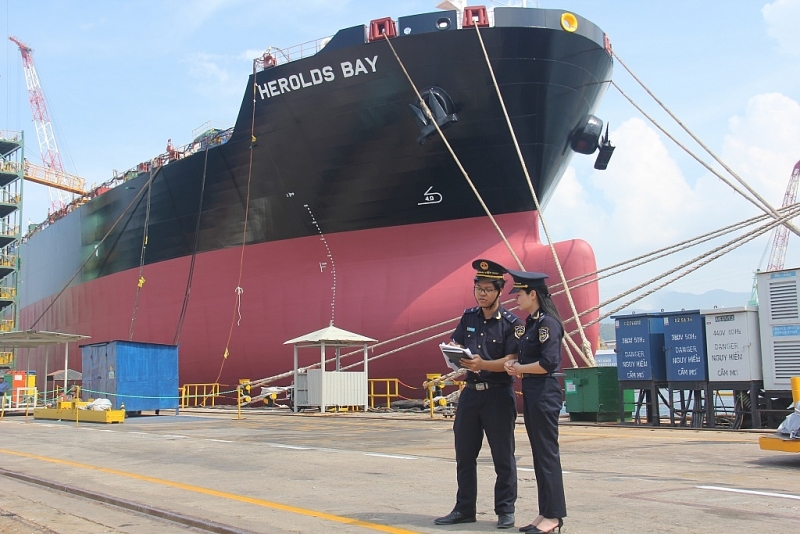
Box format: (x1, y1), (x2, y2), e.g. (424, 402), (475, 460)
(440, 343), (473, 372)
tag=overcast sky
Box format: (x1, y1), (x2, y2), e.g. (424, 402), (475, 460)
(2, 0), (800, 312)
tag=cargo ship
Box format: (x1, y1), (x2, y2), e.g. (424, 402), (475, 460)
(18, 6), (613, 395)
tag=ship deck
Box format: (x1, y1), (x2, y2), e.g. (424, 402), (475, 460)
(0, 409), (797, 533)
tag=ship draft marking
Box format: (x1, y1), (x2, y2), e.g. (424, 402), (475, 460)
(418, 186), (442, 205)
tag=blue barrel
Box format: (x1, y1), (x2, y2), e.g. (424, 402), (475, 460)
(613, 313), (667, 381)
(661, 310), (708, 382)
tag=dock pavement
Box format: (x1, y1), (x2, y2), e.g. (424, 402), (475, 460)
(0, 408), (798, 533)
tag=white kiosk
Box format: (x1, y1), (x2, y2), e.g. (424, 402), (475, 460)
(285, 324), (376, 413)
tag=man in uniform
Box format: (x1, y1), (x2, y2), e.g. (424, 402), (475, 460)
(435, 259), (524, 530)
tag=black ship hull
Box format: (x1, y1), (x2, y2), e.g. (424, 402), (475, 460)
(19, 7), (612, 394)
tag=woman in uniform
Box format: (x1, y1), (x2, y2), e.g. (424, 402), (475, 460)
(503, 270), (566, 534)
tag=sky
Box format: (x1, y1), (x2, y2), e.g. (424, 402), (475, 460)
(2, 0), (800, 314)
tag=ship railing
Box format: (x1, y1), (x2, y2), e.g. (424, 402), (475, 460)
(180, 383), (221, 408)
(22, 126), (234, 242)
(254, 37), (332, 71)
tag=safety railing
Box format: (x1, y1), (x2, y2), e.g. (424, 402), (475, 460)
(180, 383), (221, 407)
(368, 378), (401, 408)
(2, 388), (38, 411)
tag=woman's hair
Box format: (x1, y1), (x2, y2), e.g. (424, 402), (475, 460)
(527, 287), (563, 324)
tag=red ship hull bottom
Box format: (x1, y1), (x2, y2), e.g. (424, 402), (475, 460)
(20, 212), (600, 399)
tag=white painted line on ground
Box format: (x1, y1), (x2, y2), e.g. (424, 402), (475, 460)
(272, 444), (312, 450)
(365, 453), (417, 460)
(698, 485), (800, 501)
(206, 439), (234, 443)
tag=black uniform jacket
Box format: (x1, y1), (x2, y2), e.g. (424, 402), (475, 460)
(452, 305), (524, 384)
(518, 311), (563, 374)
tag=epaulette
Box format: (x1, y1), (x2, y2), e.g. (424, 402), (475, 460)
(501, 309), (522, 323)
(464, 306), (480, 314)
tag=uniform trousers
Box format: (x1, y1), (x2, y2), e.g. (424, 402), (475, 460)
(521, 376), (567, 519)
(453, 384), (517, 515)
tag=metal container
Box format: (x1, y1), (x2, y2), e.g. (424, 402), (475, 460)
(565, 366), (633, 422)
(81, 341), (179, 412)
(613, 313), (667, 381)
(756, 268), (800, 391)
(701, 306), (762, 383)
(662, 310), (707, 382)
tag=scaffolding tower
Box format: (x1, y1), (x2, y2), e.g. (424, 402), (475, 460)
(0, 130), (23, 370)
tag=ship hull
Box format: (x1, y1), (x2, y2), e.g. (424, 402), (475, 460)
(20, 212), (599, 392)
(17, 7), (610, 398)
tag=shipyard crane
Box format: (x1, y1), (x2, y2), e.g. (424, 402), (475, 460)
(766, 160), (800, 271)
(8, 36), (86, 203)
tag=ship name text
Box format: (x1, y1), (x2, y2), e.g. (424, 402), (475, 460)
(257, 55), (379, 100)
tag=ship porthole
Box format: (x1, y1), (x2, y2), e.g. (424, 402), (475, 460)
(560, 12), (578, 32)
(436, 18), (451, 30)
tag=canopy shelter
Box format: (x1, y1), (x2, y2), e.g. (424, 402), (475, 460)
(47, 369), (83, 382)
(284, 324), (377, 413)
(0, 330), (90, 396)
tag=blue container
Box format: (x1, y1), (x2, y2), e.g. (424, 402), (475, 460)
(613, 313), (667, 381)
(81, 341), (179, 412)
(661, 310), (708, 382)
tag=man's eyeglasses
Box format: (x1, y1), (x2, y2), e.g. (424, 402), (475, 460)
(474, 286), (498, 295)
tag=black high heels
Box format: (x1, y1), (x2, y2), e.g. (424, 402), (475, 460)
(527, 518), (563, 534)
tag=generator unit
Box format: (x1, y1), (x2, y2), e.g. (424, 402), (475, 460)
(756, 268), (800, 392)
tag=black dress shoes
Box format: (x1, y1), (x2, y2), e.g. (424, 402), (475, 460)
(434, 510), (477, 525)
(497, 512), (515, 529)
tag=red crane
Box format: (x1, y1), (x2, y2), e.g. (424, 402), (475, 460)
(9, 36), (85, 201)
(766, 160), (800, 271)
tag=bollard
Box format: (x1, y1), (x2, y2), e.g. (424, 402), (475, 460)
(792, 376), (799, 405)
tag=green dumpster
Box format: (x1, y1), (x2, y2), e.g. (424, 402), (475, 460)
(564, 367), (633, 422)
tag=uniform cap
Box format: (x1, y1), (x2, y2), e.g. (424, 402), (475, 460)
(507, 269), (549, 294)
(472, 258), (508, 280)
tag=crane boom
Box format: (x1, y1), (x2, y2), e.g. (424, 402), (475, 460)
(9, 36), (64, 174)
(9, 36), (87, 197)
(766, 160), (800, 272)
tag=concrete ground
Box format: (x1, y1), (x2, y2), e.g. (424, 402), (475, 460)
(0, 408), (798, 533)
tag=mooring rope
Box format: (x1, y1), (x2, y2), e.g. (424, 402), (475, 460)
(565, 203), (800, 335)
(30, 167), (162, 329)
(214, 62), (260, 384)
(129, 177), (153, 341)
(381, 33), (524, 270)
(473, 23), (594, 366)
(173, 145), (212, 345)
(613, 51), (800, 238)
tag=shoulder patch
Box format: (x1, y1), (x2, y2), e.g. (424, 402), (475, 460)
(539, 326), (550, 343)
(514, 325), (525, 339)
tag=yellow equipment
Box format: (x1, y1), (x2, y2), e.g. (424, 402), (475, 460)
(759, 377), (800, 453)
(34, 399), (125, 424)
